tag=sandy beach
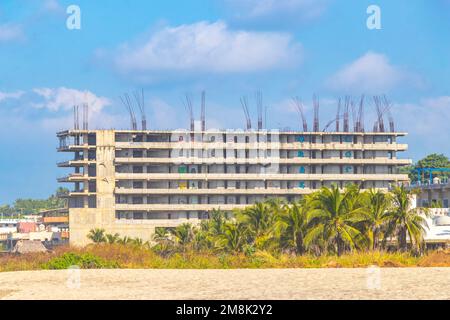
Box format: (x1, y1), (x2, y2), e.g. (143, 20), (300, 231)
(0, 268), (449, 300)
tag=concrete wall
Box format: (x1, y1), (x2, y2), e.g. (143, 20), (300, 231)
(70, 131), (117, 246)
(415, 186), (450, 208)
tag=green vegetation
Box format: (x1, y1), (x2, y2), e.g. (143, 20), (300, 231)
(0, 187), (68, 217)
(146, 184), (429, 257)
(87, 228), (151, 247)
(2, 244), (450, 272)
(79, 184), (429, 261)
(401, 153), (450, 182)
(87, 228), (107, 243)
(0, 184), (443, 272)
(43, 252), (119, 269)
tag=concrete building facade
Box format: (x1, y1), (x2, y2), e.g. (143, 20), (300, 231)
(411, 178), (450, 208)
(57, 129), (411, 246)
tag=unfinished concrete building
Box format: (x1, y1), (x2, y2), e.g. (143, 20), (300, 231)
(57, 94), (411, 245)
(57, 130), (410, 245)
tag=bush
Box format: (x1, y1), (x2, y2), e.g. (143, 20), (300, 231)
(243, 244), (256, 257)
(42, 252), (119, 269)
(250, 251), (278, 267)
(218, 253), (230, 268)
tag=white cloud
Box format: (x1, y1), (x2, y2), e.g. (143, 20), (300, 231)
(227, 0), (329, 20)
(395, 96), (450, 134)
(32, 87), (111, 113)
(0, 90), (24, 102)
(422, 96), (450, 109)
(0, 87), (120, 131)
(39, 111), (122, 132)
(0, 24), (24, 42)
(30, 87), (115, 130)
(113, 21), (302, 76)
(326, 52), (420, 93)
(42, 0), (63, 12)
(393, 96), (450, 157)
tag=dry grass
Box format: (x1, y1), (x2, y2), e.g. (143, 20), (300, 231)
(1, 245), (449, 272)
(418, 250), (450, 267)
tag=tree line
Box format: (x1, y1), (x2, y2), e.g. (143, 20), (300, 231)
(401, 153), (450, 182)
(90, 184), (430, 257)
(0, 187), (68, 217)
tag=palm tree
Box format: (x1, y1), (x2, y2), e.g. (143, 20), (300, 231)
(237, 202), (269, 237)
(236, 202), (275, 249)
(105, 233), (120, 244)
(187, 210), (229, 251)
(343, 184), (363, 211)
(265, 198), (286, 217)
(305, 185), (367, 256)
(275, 201), (309, 255)
(131, 238), (144, 247)
(153, 227), (169, 242)
(87, 228), (106, 243)
(385, 185), (429, 252)
(195, 221), (217, 250)
(152, 227), (173, 252)
(171, 223), (194, 247)
(192, 229), (209, 251)
(117, 236), (132, 245)
(360, 189), (392, 250)
(207, 209), (228, 236)
(218, 222), (247, 252)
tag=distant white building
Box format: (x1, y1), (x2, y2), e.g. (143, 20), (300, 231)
(423, 209), (450, 248)
(411, 196), (450, 248)
(0, 219), (18, 234)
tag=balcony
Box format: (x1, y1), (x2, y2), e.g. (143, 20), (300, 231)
(114, 157), (412, 166)
(114, 187), (312, 195)
(115, 141), (408, 151)
(57, 173), (94, 183)
(56, 190), (70, 198)
(57, 144), (96, 152)
(57, 159), (96, 167)
(115, 218), (198, 227)
(57, 129), (94, 137)
(57, 190), (96, 197)
(115, 172), (409, 182)
(42, 216), (69, 224)
(115, 203), (249, 211)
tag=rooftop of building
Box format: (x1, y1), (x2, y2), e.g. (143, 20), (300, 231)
(409, 179), (450, 190)
(57, 129), (408, 138)
(424, 210), (450, 243)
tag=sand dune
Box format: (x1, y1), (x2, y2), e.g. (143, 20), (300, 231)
(1, 268), (449, 300)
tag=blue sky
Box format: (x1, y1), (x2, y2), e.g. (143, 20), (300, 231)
(1, 0), (450, 203)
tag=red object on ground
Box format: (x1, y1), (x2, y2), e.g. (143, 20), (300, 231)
(17, 222), (37, 233)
